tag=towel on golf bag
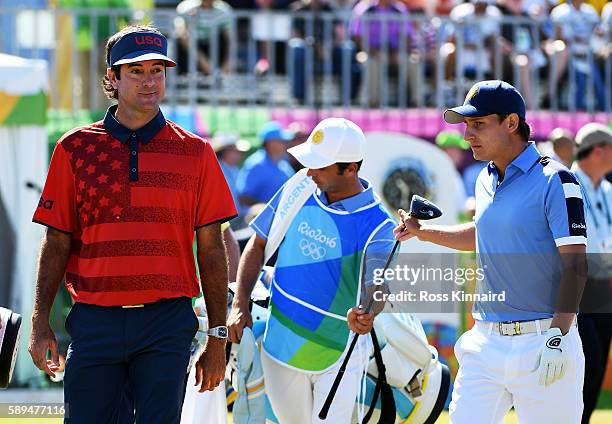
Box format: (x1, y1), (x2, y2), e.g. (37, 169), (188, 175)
(232, 327), (266, 424)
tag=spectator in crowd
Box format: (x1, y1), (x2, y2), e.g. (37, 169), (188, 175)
(236, 121), (295, 211)
(497, 0), (546, 109)
(406, 1), (442, 106)
(548, 127), (575, 167)
(350, 0), (416, 107)
(601, 1), (612, 30)
(251, 0), (291, 75)
(571, 123), (612, 424)
(427, 0), (459, 15)
(400, 0), (426, 12)
(435, 130), (470, 213)
(546, 0), (605, 110)
(596, 3), (612, 90)
(286, 121), (309, 171)
(213, 131), (251, 223)
(175, 0), (233, 76)
(288, 0), (361, 104)
(444, 0), (501, 87)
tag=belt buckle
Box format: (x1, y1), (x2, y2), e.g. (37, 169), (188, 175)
(498, 321), (517, 336)
(122, 304), (144, 309)
(499, 322), (511, 336)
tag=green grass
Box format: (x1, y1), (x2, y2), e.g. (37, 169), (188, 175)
(597, 389), (612, 409)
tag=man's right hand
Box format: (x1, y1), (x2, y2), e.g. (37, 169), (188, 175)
(394, 209), (422, 242)
(227, 302), (253, 343)
(28, 320), (60, 378)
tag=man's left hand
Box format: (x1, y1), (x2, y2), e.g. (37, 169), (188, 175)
(347, 307), (374, 335)
(194, 338), (226, 392)
(532, 327), (568, 386)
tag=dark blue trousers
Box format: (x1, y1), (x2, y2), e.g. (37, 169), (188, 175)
(63, 297), (198, 424)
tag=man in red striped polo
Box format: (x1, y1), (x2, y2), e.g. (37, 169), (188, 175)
(29, 24), (236, 423)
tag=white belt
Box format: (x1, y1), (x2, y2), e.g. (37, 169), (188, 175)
(493, 317), (576, 336)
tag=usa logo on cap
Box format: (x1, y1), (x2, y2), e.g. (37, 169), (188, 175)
(109, 31), (176, 68)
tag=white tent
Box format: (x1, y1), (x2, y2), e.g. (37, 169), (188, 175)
(0, 53), (49, 385)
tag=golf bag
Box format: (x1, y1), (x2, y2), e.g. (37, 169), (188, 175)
(359, 313), (450, 424)
(0, 307), (21, 389)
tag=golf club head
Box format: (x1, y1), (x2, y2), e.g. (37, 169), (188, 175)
(409, 195), (443, 220)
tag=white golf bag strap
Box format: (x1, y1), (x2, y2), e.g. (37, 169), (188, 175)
(263, 168), (316, 263)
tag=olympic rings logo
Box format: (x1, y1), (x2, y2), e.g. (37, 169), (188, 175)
(299, 238), (326, 260)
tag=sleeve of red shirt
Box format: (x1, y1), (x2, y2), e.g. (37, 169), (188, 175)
(32, 142), (77, 233)
(194, 141), (238, 229)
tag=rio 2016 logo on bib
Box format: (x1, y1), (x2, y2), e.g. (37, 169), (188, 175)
(297, 221), (337, 248)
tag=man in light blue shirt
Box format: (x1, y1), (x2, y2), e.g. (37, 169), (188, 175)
(571, 122), (612, 423)
(395, 80), (587, 423)
(236, 122), (295, 214)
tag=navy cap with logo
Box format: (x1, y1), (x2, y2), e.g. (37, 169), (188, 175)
(109, 31), (176, 68)
(444, 80), (526, 124)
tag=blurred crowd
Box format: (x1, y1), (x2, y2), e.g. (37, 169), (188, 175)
(31, 0), (612, 110)
(166, 0), (612, 109)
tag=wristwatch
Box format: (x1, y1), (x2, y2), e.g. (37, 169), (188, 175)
(207, 326), (228, 339)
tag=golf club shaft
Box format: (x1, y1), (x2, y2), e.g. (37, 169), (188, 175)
(318, 239), (400, 420)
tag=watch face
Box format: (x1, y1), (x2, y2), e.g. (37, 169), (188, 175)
(382, 158), (433, 212)
(218, 327), (228, 338)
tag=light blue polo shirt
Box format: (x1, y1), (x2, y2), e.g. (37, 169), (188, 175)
(236, 149), (295, 209)
(473, 143), (587, 321)
(251, 178), (396, 288)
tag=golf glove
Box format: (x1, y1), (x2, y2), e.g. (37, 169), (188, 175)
(533, 327), (568, 386)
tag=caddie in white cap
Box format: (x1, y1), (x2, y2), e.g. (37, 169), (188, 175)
(228, 117), (397, 424)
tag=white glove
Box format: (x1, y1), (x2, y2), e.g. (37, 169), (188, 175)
(532, 327), (568, 386)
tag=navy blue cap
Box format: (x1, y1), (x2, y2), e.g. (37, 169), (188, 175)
(444, 80), (526, 124)
(260, 121), (292, 143)
(109, 31), (176, 67)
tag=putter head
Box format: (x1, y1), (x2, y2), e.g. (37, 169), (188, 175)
(409, 195), (443, 220)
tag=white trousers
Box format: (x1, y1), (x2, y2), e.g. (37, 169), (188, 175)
(449, 321), (585, 424)
(261, 341), (369, 424)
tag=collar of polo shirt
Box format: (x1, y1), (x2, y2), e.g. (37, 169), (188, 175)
(103, 105), (167, 181)
(103, 105), (166, 145)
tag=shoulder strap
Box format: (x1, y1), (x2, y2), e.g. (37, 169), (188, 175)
(363, 328), (396, 424)
(264, 168), (316, 263)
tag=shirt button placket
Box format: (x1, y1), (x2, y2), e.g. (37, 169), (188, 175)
(130, 133), (138, 181)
